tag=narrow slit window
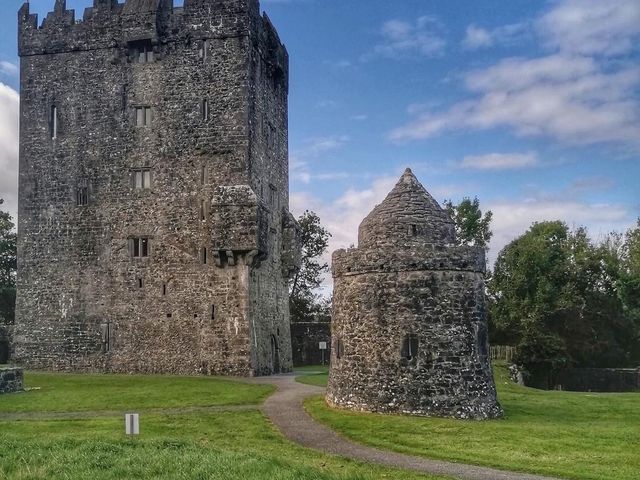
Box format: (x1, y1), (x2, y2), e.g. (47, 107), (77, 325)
(162, 283), (167, 296)
(50, 105), (58, 139)
(201, 99), (209, 121)
(201, 247), (208, 265)
(411, 224), (418, 236)
(401, 334), (420, 361)
(76, 186), (88, 206)
(201, 39), (209, 61)
(137, 278), (144, 289)
(211, 304), (215, 320)
(200, 200), (206, 221)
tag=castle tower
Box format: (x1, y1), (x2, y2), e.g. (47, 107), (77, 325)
(14, 0), (300, 376)
(327, 169), (502, 419)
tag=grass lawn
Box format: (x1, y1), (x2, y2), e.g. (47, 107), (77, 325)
(306, 362), (640, 480)
(0, 372), (444, 480)
(0, 372), (274, 413)
(295, 365), (329, 387)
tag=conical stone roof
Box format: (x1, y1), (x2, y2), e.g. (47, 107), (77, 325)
(358, 168), (456, 248)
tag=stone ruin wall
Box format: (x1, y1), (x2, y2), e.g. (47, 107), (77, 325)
(0, 368), (23, 395)
(327, 170), (502, 419)
(14, 0), (296, 375)
(329, 247), (502, 419)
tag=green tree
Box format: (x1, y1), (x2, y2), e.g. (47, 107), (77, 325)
(619, 220), (640, 361)
(289, 211), (331, 323)
(0, 199), (17, 324)
(443, 197), (493, 247)
(489, 221), (638, 379)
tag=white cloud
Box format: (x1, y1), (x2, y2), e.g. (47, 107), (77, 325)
(460, 152), (540, 170)
(289, 135), (350, 184)
(390, 55), (640, 146)
(0, 61), (18, 77)
(463, 25), (493, 49)
(538, 0), (640, 56)
(393, 0), (640, 148)
(462, 23), (529, 50)
(0, 83), (19, 222)
(362, 16), (446, 61)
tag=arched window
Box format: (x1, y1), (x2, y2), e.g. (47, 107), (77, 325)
(401, 334), (419, 361)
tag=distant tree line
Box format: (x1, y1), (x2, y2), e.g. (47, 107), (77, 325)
(446, 197), (640, 376)
(0, 199), (16, 326)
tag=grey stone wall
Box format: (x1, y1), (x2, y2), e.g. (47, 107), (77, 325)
(15, 0), (296, 376)
(0, 368), (23, 394)
(327, 169), (502, 419)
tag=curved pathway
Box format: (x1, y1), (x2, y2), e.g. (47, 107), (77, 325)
(248, 374), (560, 480)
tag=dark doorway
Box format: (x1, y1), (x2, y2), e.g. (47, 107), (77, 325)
(0, 339), (9, 364)
(270, 334), (280, 374)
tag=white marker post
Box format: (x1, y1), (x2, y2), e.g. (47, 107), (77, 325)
(125, 413), (140, 435)
(319, 341), (327, 365)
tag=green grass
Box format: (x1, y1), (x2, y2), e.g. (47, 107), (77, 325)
(295, 365), (329, 387)
(0, 372), (444, 480)
(306, 362), (640, 480)
(0, 372), (273, 413)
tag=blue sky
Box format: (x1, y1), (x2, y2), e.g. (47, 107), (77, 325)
(1, 0), (639, 264)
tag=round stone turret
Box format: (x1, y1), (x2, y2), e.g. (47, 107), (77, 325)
(358, 168), (455, 248)
(327, 168), (502, 420)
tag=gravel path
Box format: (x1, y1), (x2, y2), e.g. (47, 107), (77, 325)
(248, 374), (560, 480)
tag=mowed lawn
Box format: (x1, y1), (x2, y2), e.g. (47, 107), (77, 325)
(305, 362), (640, 480)
(0, 371), (443, 480)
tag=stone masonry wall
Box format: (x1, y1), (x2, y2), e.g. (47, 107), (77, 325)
(14, 0), (296, 375)
(0, 368), (23, 394)
(327, 169), (502, 419)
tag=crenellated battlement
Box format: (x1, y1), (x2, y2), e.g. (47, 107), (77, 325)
(18, 0), (274, 57)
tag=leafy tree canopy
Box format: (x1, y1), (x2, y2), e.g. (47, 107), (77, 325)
(444, 197), (493, 248)
(0, 199), (17, 324)
(289, 211), (331, 323)
(489, 220), (639, 375)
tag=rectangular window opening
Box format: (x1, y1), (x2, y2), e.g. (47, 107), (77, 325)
(211, 305), (215, 320)
(129, 40), (154, 63)
(137, 278), (144, 289)
(162, 283), (167, 296)
(131, 237), (150, 258)
(132, 169), (152, 189)
(135, 106), (152, 127)
(201, 247), (208, 265)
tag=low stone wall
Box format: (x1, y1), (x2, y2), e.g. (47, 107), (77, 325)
(291, 322), (331, 366)
(0, 367), (23, 394)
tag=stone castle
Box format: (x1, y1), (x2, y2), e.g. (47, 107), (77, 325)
(327, 169), (502, 419)
(14, 0), (300, 376)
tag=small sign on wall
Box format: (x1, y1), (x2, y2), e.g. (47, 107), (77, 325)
(319, 342), (327, 350)
(125, 413), (139, 435)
